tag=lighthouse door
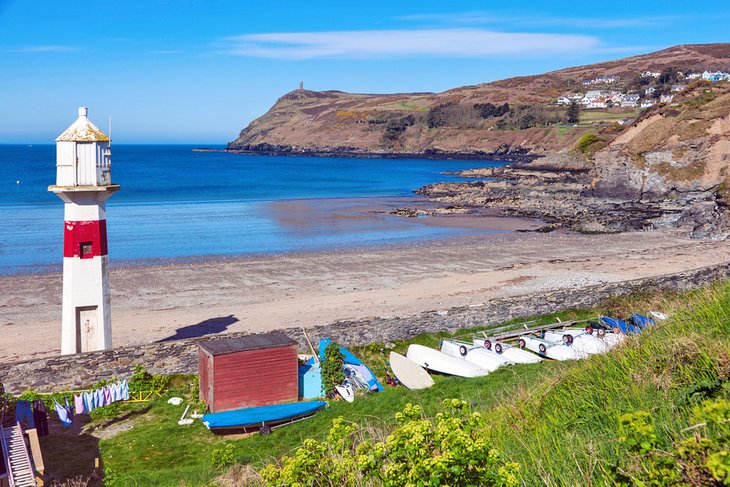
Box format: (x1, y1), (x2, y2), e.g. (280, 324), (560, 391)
(75, 142), (96, 185)
(76, 306), (99, 352)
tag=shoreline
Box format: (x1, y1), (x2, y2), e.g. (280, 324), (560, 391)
(214, 145), (541, 164)
(2, 228), (729, 363)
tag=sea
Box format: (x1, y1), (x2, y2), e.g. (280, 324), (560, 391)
(0, 144), (507, 275)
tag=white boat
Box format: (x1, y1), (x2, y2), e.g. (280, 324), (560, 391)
(517, 335), (580, 361)
(389, 351), (435, 390)
(440, 339), (510, 372)
(473, 337), (543, 364)
(406, 344), (490, 378)
(542, 329), (609, 356)
(335, 382), (355, 402)
(546, 327), (624, 351)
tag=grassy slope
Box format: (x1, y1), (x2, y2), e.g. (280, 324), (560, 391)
(93, 283), (730, 485)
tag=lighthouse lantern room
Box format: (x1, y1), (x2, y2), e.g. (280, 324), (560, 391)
(49, 107), (120, 354)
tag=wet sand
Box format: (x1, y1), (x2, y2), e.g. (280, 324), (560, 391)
(1, 228), (729, 362)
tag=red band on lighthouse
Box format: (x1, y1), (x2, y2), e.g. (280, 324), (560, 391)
(63, 220), (108, 258)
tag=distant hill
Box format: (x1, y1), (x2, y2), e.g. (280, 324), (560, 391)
(227, 43), (730, 159)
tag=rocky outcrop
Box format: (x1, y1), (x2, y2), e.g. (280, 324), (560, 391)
(419, 83), (730, 238)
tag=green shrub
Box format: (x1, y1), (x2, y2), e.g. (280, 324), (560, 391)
(321, 342), (345, 397)
(128, 364), (170, 393)
(610, 398), (730, 486)
(577, 133), (601, 153)
(260, 399), (520, 486)
(212, 443), (236, 469)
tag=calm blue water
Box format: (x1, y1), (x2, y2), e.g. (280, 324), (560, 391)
(0, 144), (505, 274)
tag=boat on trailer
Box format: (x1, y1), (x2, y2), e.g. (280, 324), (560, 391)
(517, 335), (580, 361)
(541, 329), (611, 356)
(473, 337), (543, 364)
(202, 400), (327, 435)
(440, 339), (511, 372)
(406, 344), (490, 378)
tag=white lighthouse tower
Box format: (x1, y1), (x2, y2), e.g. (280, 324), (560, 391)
(49, 107), (120, 355)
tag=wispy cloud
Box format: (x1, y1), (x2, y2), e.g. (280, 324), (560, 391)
(223, 29), (599, 60)
(14, 45), (76, 53)
(396, 11), (679, 29)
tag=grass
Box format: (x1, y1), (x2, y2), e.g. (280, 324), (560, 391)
(578, 110), (639, 124)
(42, 281), (730, 485)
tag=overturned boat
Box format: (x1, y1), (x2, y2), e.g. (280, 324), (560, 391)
(440, 339), (511, 372)
(202, 400), (327, 435)
(517, 335), (580, 361)
(473, 337), (543, 364)
(406, 344), (490, 378)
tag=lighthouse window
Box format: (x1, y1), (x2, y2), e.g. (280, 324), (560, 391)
(80, 242), (93, 259)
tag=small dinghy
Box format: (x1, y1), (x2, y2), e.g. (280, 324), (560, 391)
(518, 335), (580, 361)
(202, 400), (327, 435)
(406, 344), (490, 378)
(389, 351), (435, 390)
(474, 337), (543, 364)
(440, 339), (510, 372)
(542, 329), (610, 356)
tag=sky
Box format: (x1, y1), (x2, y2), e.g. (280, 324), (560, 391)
(0, 0), (728, 143)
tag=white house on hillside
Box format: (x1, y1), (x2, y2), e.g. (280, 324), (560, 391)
(620, 94), (640, 108)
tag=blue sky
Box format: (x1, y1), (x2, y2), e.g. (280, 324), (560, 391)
(0, 0), (728, 143)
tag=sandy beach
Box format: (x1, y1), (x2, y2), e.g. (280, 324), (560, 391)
(1, 228), (729, 362)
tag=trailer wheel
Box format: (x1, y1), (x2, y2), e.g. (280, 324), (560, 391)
(459, 345), (468, 356)
(539, 343), (547, 354)
(494, 343), (503, 354)
(563, 334), (574, 345)
(597, 328), (606, 337)
(518, 339), (526, 349)
(260, 425), (272, 436)
(585, 326), (593, 335)
(484, 340), (492, 350)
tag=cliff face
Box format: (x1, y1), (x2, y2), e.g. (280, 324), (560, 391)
(588, 83), (730, 237)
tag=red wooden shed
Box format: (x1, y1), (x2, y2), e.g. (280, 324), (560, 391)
(198, 332), (299, 413)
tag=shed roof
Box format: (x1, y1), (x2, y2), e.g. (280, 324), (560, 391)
(56, 107), (110, 142)
(199, 332), (297, 356)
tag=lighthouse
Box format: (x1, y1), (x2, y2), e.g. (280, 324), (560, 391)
(49, 107), (120, 354)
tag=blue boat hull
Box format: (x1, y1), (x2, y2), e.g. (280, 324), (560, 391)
(203, 400), (327, 430)
(601, 316), (641, 335)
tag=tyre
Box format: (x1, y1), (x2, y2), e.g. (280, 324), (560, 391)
(459, 345), (468, 356)
(539, 343), (547, 354)
(494, 343), (503, 354)
(518, 339), (526, 349)
(260, 425), (272, 436)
